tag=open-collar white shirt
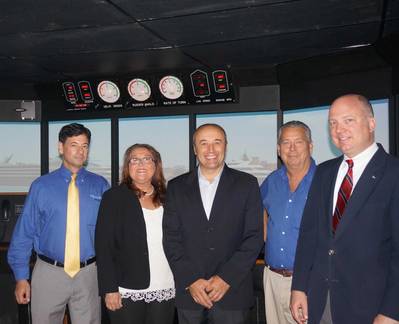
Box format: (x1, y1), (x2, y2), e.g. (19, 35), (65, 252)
(198, 165), (224, 219)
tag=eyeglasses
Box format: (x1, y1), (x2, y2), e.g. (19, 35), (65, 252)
(129, 156), (154, 166)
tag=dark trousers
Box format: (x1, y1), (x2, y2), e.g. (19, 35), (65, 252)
(178, 304), (249, 324)
(108, 298), (175, 324)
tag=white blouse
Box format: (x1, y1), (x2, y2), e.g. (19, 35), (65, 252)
(119, 206), (175, 303)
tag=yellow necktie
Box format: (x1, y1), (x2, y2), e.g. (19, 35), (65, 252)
(64, 174), (80, 277)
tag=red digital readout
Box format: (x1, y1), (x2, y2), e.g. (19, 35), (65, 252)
(212, 70), (229, 93)
(62, 82), (78, 104)
(190, 69), (210, 97)
(78, 81), (94, 101)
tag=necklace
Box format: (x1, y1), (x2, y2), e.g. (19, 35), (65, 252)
(143, 186), (154, 197)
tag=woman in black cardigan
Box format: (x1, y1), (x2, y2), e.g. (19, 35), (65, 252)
(95, 144), (175, 324)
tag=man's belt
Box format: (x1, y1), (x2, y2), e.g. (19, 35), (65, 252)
(38, 254), (96, 268)
(266, 264), (293, 277)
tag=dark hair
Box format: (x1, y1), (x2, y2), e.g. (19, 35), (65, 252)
(193, 123), (228, 145)
(59, 123), (91, 144)
(120, 144), (166, 207)
(278, 120), (312, 143)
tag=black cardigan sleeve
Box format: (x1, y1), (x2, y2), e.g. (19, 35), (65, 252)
(95, 188), (119, 296)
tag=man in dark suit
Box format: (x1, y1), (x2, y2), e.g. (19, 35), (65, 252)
(290, 94), (399, 324)
(163, 123), (263, 324)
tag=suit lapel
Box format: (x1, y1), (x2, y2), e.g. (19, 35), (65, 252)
(321, 158), (342, 237)
(208, 166), (233, 223)
(186, 168), (209, 223)
(335, 147), (387, 239)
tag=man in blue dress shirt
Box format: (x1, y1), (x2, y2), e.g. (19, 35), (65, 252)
(260, 121), (315, 324)
(8, 123), (109, 324)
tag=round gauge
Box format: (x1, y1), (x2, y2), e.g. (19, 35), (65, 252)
(128, 78), (151, 102)
(159, 75), (184, 100)
(97, 80), (120, 103)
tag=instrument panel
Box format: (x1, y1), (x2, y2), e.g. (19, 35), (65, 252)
(61, 69), (236, 111)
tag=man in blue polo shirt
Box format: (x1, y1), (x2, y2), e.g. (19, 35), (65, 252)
(8, 123), (109, 324)
(261, 120), (315, 324)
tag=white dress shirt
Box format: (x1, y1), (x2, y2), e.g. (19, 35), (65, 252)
(198, 166), (223, 219)
(332, 142), (378, 213)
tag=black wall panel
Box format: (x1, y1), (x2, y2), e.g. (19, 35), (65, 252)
(0, 195), (26, 243)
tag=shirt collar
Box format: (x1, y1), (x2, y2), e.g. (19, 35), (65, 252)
(305, 158), (317, 181)
(59, 164), (87, 181)
(343, 142), (378, 165)
(280, 157), (316, 183)
(198, 164), (224, 184)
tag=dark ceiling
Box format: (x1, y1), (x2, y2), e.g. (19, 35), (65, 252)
(0, 0), (398, 86)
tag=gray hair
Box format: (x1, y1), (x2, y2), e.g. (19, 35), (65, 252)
(278, 120), (312, 143)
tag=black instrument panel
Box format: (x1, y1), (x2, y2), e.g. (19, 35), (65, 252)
(61, 69), (236, 111)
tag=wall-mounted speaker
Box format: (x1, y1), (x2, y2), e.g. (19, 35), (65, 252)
(0, 100), (41, 121)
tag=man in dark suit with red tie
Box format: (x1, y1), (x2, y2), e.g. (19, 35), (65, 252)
(290, 94), (399, 324)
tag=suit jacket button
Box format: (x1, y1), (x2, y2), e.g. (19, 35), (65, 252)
(209, 247), (215, 251)
(328, 249), (335, 256)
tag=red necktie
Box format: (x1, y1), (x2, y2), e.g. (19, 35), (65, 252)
(332, 159), (354, 234)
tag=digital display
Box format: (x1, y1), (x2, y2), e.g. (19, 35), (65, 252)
(62, 82), (78, 104)
(190, 69), (210, 97)
(212, 70), (229, 93)
(78, 81), (94, 102)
